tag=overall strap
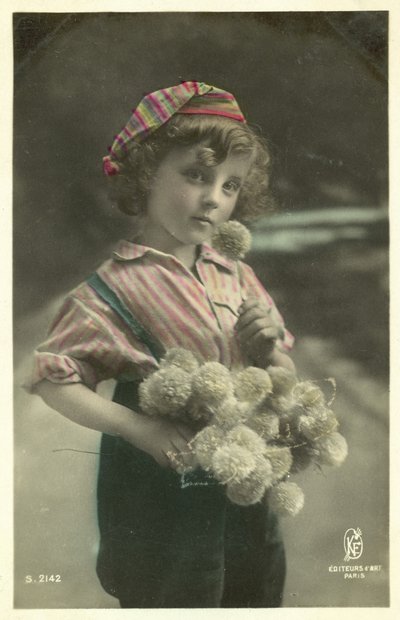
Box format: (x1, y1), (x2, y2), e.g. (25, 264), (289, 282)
(88, 272), (218, 488)
(87, 272), (165, 363)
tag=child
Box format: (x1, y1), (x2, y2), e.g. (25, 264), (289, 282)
(28, 81), (295, 608)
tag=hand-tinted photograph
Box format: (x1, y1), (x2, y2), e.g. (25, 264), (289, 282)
(13, 11), (389, 609)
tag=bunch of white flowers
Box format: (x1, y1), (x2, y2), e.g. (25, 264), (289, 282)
(138, 348), (348, 517)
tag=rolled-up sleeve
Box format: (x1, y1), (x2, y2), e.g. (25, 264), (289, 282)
(24, 288), (158, 392)
(240, 262), (295, 353)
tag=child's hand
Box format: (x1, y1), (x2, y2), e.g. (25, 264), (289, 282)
(124, 413), (196, 470)
(235, 297), (281, 367)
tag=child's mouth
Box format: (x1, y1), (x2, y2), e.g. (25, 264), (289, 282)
(192, 216), (212, 225)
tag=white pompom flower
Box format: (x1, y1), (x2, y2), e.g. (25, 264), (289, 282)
(267, 394), (296, 416)
(212, 396), (250, 430)
(138, 378), (162, 416)
(228, 480), (262, 506)
(264, 445), (293, 483)
(191, 425), (226, 470)
(247, 410), (280, 441)
(159, 347), (199, 374)
(226, 455), (274, 506)
(186, 398), (214, 424)
(211, 443), (257, 484)
(226, 424), (267, 453)
(234, 367), (273, 403)
(312, 432), (348, 467)
(297, 408), (339, 441)
(268, 366), (298, 396)
(293, 381), (326, 411)
(268, 481), (305, 517)
(226, 480), (267, 506)
(191, 362), (233, 407)
(211, 220), (252, 260)
(138, 367), (192, 417)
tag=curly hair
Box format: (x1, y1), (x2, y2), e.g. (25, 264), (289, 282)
(106, 114), (276, 222)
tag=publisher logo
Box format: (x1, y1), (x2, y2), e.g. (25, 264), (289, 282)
(344, 528), (363, 561)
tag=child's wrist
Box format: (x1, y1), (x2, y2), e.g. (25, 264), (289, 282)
(113, 405), (143, 442)
(116, 408), (158, 452)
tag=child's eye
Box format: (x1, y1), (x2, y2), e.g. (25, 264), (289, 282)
(223, 180), (241, 193)
(184, 169), (205, 182)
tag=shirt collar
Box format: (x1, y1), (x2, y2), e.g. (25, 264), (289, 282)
(112, 240), (236, 273)
(200, 243), (236, 272)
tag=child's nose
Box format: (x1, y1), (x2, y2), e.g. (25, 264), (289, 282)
(202, 185), (221, 209)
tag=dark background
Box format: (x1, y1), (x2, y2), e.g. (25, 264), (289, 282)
(13, 12), (389, 609)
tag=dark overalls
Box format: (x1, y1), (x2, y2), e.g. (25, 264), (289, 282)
(88, 273), (286, 608)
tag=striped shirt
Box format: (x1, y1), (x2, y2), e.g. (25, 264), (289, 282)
(27, 241), (294, 392)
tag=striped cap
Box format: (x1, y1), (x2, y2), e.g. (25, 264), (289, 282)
(103, 81), (246, 175)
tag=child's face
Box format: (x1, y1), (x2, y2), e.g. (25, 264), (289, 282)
(144, 143), (253, 251)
